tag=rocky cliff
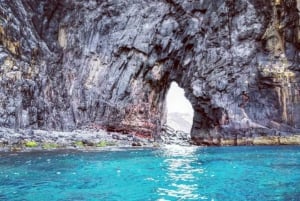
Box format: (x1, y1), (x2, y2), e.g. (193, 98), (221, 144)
(0, 0), (299, 145)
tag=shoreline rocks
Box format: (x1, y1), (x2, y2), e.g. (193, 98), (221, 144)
(192, 134), (300, 146)
(159, 125), (192, 146)
(0, 125), (299, 152)
(0, 124), (194, 152)
(0, 127), (160, 152)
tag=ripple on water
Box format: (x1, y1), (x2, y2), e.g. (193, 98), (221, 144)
(0, 146), (299, 201)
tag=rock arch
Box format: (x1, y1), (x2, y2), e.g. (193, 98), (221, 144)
(0, 0), (299, 145)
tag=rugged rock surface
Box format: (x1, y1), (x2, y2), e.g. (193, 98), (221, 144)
(0, 0), (300, 145)
(160, 125), (192, 146)
(0, 127), (159, 152)
(0, 125), (193, 151)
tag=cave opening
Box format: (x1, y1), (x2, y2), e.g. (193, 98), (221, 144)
(165, 81), (194, 133)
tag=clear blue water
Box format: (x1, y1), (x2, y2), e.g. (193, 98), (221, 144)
(0, 146), (300, 201)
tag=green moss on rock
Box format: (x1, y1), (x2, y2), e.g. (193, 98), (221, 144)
(25, 141), (38, 147)
(74, 141), (84, 147)
(42, 143), (58, 149)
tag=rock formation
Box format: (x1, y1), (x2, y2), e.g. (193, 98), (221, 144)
(0, 0), (299, 145)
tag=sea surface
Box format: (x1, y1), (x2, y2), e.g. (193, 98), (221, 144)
(0, 145), (300, 201)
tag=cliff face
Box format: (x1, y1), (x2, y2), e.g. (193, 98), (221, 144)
(0, 0), (299, 145)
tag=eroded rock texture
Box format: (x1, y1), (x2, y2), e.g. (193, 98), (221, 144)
(0, 0), (299, 145)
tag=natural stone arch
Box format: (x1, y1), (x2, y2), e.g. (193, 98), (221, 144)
(0, 0), (299, 145)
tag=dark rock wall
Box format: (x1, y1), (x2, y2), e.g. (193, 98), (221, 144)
(0, 0), (299, 144)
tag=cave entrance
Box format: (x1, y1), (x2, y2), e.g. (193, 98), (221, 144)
(166, 82), (194, 133)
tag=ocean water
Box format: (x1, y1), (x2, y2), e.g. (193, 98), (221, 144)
(0, 146), (300, 201)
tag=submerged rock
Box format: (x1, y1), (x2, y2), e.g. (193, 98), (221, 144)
(0, 0), (299, 145)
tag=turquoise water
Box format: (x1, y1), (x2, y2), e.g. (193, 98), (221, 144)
(0, 146), (300, 201)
